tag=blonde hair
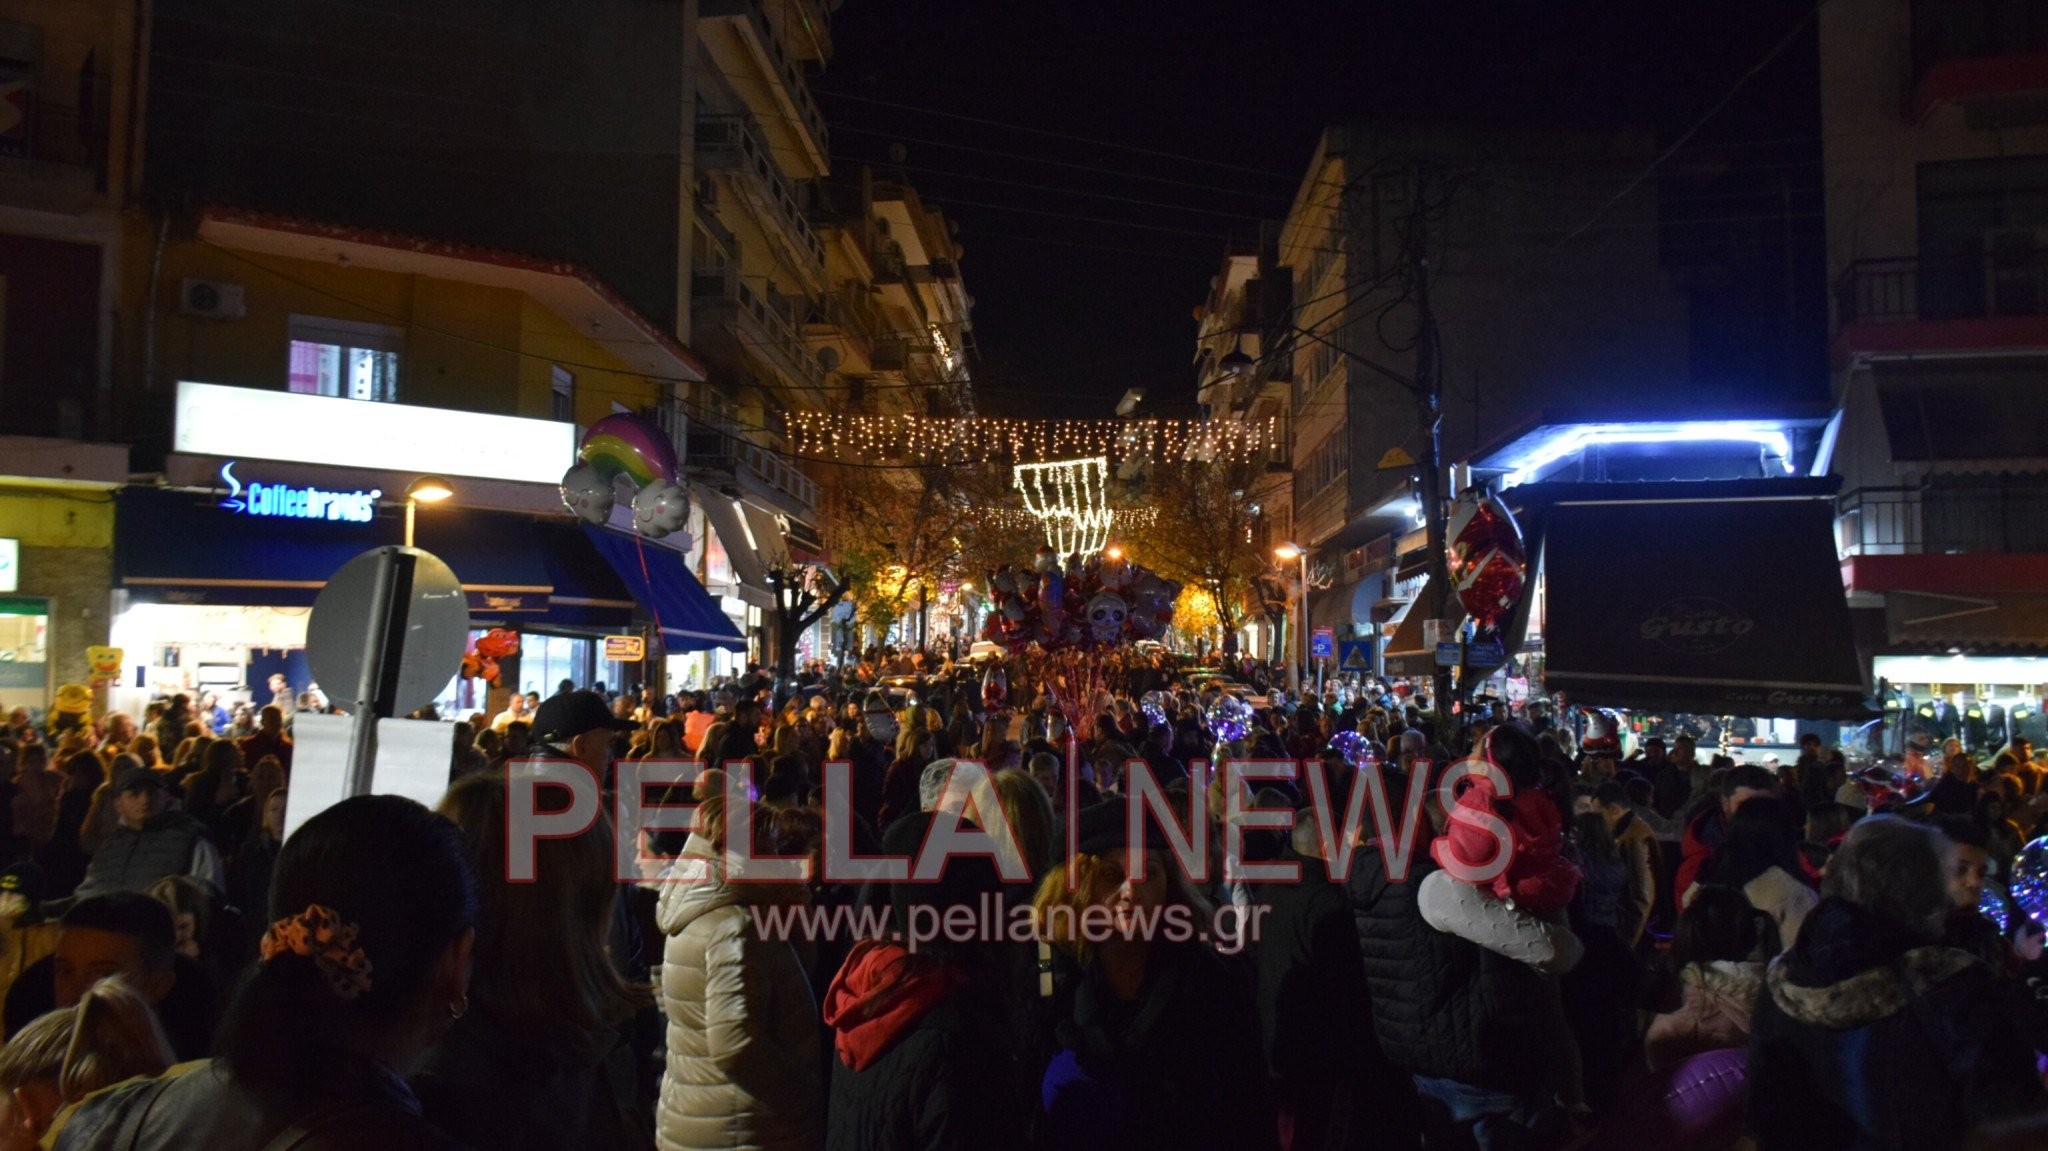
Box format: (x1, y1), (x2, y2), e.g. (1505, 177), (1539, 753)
(1031, 849), (1214, 967)
(0, 977), (173, 1105)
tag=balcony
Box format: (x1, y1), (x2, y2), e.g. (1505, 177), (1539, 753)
(803, 284), (886, 368)
(695, 115), (824, 278)
(0, 98), (109, 214)
(1911, 0), (2048, 119)
(684, 413), (819, 515)
(1833, 248), (2048, 362)
(700, 0), (829, 177)
(689, 266), (826, 395)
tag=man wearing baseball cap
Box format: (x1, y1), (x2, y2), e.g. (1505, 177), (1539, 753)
(73, 764), (223, 902)
(528, 689), (639, 792)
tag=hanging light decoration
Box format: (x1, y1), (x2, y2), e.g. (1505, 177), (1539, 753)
(788, 412), (1281, 466)
(1014, 457), (1115, 555)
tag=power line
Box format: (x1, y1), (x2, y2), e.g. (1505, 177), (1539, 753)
(1554, 1), (1825, 248)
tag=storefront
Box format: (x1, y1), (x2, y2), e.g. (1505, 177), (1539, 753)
(1868, 654), (2047, 756)
(0, 439), (128, 717)
(1493, 481), (1872, 756)
(110, 382), (743, 717)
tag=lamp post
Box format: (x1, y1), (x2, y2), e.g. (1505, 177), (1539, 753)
(402, 475), (455, 548)
(1274, 542), (1306, 692)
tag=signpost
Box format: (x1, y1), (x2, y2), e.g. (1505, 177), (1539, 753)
(1310, 627), (1335, 659)
(306, 547), (469, 799)
(604, 634), (646, 662)
(1338, 640), (1373, 675)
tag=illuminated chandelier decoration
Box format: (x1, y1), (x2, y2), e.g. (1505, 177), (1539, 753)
(788, 412), (1280, 466)
(1014, 457), (1114, 556)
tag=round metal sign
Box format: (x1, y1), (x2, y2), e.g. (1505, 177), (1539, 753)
(307, 546), (470, 719)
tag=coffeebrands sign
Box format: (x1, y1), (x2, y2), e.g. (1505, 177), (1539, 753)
(218, 461), (381, 524)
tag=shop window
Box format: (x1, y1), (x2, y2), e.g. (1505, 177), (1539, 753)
(287, 315), (402, 403)
(551, 365), (575, 422)
(0, 597), (51, 709)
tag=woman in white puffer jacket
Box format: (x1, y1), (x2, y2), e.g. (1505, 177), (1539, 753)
(655, 795), (822, 1151)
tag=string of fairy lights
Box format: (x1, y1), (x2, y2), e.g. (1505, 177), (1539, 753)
(1014, 457), (1115, 555)
(979, 506), (1160, 533)
(787, 412), (1282, 465)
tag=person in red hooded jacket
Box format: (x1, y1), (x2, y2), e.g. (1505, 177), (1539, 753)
(1674, 763), (1781, 905)
(821, 811), (1028, 1151)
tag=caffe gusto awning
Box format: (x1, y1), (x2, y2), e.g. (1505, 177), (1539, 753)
(1541, 496), (1870, 719)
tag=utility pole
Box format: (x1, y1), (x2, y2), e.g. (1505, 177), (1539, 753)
(1408, 171), (1455, 731)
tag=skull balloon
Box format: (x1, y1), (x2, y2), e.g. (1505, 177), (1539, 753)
(1085, 592), (1129, 643)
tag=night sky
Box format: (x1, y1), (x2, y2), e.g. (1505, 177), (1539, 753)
(821, 1), (1824, 416)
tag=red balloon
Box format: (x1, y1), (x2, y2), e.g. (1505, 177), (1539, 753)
(1448, 494), (1527, 629)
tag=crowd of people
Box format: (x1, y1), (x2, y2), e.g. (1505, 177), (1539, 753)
(0, 654), (2044, 1150)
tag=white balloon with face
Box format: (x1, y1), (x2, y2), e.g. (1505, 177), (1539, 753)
(561, 465), (615, 525)
(1086, 592), (1129, 643)
(632, 481), (690, 537)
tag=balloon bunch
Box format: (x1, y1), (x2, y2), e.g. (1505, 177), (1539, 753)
(1448, 492), (1528, 632)
(460, 628), (521, 686)
(980, 546), (1180, 654)
(560, 414), (692, 540)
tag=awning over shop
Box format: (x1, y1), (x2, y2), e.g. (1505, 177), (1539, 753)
(531, 522), (636, 630)
(1542, 497), (1870, 719)
(116, 488), (552, 613)
(1883, 591), (2048, 653)
(583, 527), (746, 652)
(740, 501), (792, 569)
(1383, 581), (1466, 678)
(693, 485), (766, 588)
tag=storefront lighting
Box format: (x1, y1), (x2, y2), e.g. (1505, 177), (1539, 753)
(1500, 421), (1798, 488)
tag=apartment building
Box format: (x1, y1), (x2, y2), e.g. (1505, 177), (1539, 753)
(1825, 0), (2048, 750)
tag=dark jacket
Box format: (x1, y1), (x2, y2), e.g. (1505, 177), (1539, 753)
(414, 1002), (654, 1151)
(1043, 941), (1275, 1151)
(1749, 896), (2047, 1151)
(50, 1054), (469, 1150)
(1255, 847), (1369, 1083)
(73, 810), (214, 900)
(823, 954), (1025, 1151)
(1346, 849), (1569, 1096)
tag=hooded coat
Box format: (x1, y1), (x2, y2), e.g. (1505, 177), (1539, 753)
(1748, 896), (2046, 1150)
(1644, 960), (1762, 1070)
(654, 834), (822, 1151)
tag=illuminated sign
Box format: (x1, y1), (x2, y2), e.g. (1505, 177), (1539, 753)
(0, 538), (15, 593)
(174, 381), (575, 484)
(604, 635), (646, 661)
(219, 461), (381, 523)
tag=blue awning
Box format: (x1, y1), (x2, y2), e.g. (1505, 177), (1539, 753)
(582, 527), (746, 652)
(531, 522), (635, 630)
(115, 488), (552, 614)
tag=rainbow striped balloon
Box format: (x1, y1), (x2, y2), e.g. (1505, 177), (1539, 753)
(578, 413), (679, 488)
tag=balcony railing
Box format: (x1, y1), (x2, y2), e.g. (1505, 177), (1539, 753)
(1836, 248), (2048, 326)
(1839, 481), (2048, 555)
(684, 412), (818, 512)
(1912, 0), (2048, 81)
(689, 266), (825, 392)
(1837, 486), (1924, 556)
(695, 115), (824, 271)
(804, 284), (886, 362)
(700, 0), (829, 164)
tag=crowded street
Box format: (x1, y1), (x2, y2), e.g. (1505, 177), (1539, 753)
(4, 1), (2048, 1149)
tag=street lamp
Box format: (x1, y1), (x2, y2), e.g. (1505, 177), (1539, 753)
(1274, 542), (1306, 691)
(403, 475), (455, 548)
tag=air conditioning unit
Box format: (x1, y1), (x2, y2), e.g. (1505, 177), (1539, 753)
(180, 279), (246, 320)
